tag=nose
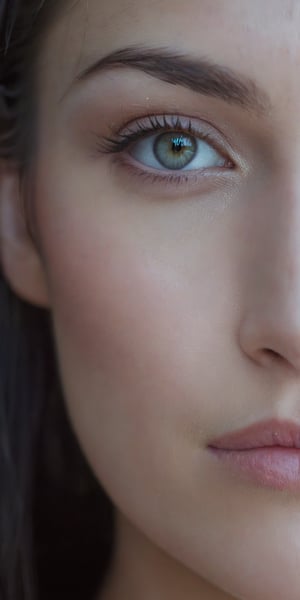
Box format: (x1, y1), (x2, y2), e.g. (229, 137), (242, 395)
(238, 177), (300, 375)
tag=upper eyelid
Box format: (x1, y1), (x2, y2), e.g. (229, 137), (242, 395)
(114, 114), (218, 138)
(113, 116), (211, 148)
(100, 113), (235, 160)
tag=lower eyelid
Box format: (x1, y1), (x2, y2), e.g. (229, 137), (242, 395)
(110, 151), (235, 193)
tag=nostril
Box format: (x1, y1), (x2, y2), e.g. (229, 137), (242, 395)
(265, 349), (280, 359)
(258, 347), (300, 373)
(263, 348), (284, 365)
(255, 348), (281, 367)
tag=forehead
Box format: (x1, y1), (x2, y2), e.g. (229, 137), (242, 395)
(39, 0), (300, 107)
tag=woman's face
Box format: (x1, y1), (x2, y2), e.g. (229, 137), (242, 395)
(13, 1), (300, 598)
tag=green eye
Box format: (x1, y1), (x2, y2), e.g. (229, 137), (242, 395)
(129, 128), (227, 171)
(154, 132), (197, 170)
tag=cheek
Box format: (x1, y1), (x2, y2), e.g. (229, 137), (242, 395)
(43, 217), (235, 503)
(46, 220), (219, 439)
(33, 160), (240, 533)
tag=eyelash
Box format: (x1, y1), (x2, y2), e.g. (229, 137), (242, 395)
(94, 114), (234, 187)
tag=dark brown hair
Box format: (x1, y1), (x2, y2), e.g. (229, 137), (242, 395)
(0, 3), (115, 599)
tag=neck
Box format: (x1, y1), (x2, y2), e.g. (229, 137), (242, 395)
(97, 510), (237, 600)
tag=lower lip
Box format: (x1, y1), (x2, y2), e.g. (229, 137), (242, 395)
(208, 446), (300, 491)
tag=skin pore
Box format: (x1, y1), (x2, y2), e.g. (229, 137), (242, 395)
(3, 1), (300, 599)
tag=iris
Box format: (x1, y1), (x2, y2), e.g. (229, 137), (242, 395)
(154, 132), (196, 169)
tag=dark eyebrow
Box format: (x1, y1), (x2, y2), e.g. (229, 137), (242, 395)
(65, 45), (271, 115)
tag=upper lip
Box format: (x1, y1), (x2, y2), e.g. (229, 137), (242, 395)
(207, 418), (300, 450)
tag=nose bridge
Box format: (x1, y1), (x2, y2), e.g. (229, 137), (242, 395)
(239, 173), (300, 372)
(262, 178), (300, 289)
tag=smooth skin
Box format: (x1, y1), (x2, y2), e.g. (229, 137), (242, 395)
(2, 1), (300, 599)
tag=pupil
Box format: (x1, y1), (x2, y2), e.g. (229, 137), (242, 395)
(172, 137), (186, 153)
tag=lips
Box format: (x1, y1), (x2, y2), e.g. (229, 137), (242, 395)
(207, 418), (300, 491)
(207, 418), (300, 451)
